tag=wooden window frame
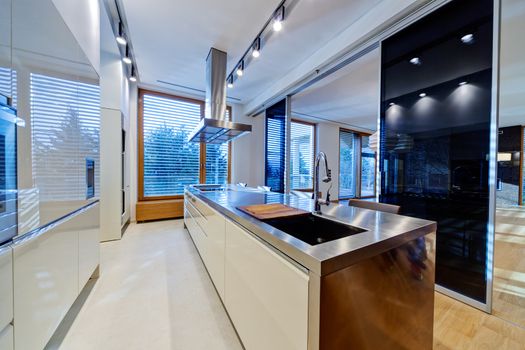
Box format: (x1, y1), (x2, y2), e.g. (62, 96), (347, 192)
(290, 119), (317, 192)
(138, 88), (231, 201)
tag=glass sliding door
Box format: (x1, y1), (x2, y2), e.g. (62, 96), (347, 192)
(380, 0), (494, 306)
(339, 130), (356, 199)
(290, 120), (315, 191)
(360, 135), (376, 198)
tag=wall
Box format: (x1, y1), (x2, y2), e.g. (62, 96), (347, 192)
(52, 0), (100, 74)
(316, 122), (341, 200)
(99, 2), (132, 239)
(231, 110), (266, 187)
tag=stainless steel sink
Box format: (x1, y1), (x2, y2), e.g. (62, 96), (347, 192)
(263, 213), (366, 246)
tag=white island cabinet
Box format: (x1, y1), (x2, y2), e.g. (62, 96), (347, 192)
(184, 194), (225, 299)
(184, 192), (309, 350)
(224, 219), (309, 350)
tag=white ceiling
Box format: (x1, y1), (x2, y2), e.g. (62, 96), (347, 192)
(291, 48), (380, 131)
(121, 0), (382, 103)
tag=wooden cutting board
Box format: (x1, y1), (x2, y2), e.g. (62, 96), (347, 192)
(236, 203), (309, 220)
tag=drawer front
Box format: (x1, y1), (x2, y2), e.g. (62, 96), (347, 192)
(0, 324), (13, 350)
(185, 197), (207, 229)
(0, 246), (13, 332)
(13, 224), (79, 350)
(225, 219), (309, 350)
(184, 208), (208, 265)
(77, 205), (100, 291)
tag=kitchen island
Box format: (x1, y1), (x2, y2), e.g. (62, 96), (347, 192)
(184, 185), (436, 350)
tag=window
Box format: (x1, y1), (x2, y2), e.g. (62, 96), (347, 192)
(138, 90), (231, 200)
(31, 73), (100, 201)
(360, 135), (376, 197)
(339, 130), (356, 198)
(265, 100), (286, 193)
(290, 120), (315, 190)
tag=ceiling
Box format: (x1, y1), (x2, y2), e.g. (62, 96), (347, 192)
(120, 0), (382, 103)
(291, 48), (380, 131)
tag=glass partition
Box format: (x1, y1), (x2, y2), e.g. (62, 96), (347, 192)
(380, 0), (494, 306)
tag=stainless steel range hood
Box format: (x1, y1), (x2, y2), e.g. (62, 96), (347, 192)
(188, 48), (251, 144)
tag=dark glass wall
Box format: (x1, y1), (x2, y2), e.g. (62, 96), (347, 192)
(380, 0), (494, 303)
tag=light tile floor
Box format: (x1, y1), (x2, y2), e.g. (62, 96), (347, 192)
(52, 220), (242, 350)
(50, 219), (525, 350)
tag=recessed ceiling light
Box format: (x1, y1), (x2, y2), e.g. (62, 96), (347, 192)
(461, 34), (474, 44)
(410, 57), (421, 65)
(459, 81), (467, 86)
(419, 92), (427, 98)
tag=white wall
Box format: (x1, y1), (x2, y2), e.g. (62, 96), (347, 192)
(231, 109), (265, 187)
(316, 122), (341, 200)
(99, 2), (132, 238)
(500, 0), (525, 127)
(52, 0), (100, 74)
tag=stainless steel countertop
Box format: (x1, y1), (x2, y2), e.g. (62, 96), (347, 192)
(186, 186), (436, 276)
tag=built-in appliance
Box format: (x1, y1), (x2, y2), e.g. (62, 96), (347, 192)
(86, 158), (95, 199)
(0, 97), (18, 245)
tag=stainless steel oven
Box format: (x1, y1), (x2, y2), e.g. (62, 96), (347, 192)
(0, 97), (18, 245)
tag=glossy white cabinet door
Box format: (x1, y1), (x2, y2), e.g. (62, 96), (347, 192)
(78, 205), (100, 290)
(200, 203), (225, 300)
(0, 246), (13, 332)
(13, 225), (78, 350)
(0, 325), (13, 350)
(184, 204), (208, 265)
(225, 219), (309, 350)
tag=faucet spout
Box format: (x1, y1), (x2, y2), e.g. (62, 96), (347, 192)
(313, 151), (332, 214)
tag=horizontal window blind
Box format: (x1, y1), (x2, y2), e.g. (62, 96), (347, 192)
(290, 121), (314, 190)
(142, 94), (201, 197)
(339, 130), (356, 198)
(31, 73), (100, 201)
(265, 100), (286, 193)
(205, 109), (229, 184)
(0, 67), (17, 107)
